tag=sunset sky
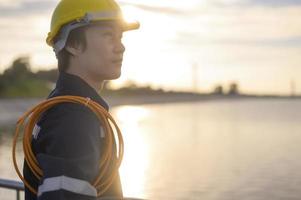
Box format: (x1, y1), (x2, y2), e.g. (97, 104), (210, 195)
(0, 0), (300, 94)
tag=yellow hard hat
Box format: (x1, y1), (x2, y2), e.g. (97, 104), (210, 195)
(46, 0), (139, 54)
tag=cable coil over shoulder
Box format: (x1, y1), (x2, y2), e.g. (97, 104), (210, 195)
(12, 95), (124, 197)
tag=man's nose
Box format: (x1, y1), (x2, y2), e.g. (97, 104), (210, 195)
(114, 41), (125, 54)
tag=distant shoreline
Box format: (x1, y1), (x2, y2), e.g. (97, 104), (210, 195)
(0, 94), (300, 128)
(106, 93), (301, 107)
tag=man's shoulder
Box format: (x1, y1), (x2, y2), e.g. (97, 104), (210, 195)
(32, 99), (102, 145)
(45, 88), (103, 121)
(38, 100), (99, 127)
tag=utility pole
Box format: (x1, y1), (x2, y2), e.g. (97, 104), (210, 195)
(290, 79), (296, 97)
(192, 62), (199, 93)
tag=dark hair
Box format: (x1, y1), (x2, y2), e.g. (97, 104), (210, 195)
(54, 26), (88, 72)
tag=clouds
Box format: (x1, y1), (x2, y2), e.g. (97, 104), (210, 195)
(120, 2), (188, 15)
(119, 0), (205, 17)
(246, 0), (301, 7)
(202, 0), (301, 8)
(164, 4), (301, 49)
(119, 0), (202, 9)
(174, 32), (301, 48)
(0, 0), (300, 93)
(120, 0), (301, 14)
(2, 0), (300, 19)
(0, 0), (56, 17)
(0, 0), (56, 70)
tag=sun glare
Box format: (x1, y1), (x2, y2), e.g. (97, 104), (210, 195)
(112, 106), (151, 198)
(33, 17), (49, 35)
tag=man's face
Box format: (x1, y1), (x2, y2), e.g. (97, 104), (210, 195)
(78, 21), (125, 81)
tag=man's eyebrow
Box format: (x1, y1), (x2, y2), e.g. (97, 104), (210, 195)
(96, 26), (111, 32)
(95, 26), (123, 35)
(92, 21), (123, 32)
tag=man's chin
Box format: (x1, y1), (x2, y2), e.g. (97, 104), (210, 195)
(104, 71), (122, 80)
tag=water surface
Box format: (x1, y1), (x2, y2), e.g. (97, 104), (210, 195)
(1, 99), (301, 199)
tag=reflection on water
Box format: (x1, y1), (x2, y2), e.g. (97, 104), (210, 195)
(1, 99), (301, 199)
(113, 106), (150, 198)
(113, 99), (301, 200)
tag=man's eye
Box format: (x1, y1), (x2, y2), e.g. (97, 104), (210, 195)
(103, 32), (114, 37)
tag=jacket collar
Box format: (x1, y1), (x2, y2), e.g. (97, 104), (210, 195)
(49, 72), (109, 111)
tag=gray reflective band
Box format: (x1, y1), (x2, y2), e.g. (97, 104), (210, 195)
(100, 126), (105, 138)
(37, 175), (97, 197)
(32, 124), (41, 139)
(53, 11), (121, 56)
(53, 20), (89, 57)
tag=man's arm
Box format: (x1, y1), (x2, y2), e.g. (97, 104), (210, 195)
(34, 104), (104, 200)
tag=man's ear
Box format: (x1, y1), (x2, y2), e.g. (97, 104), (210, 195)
(65, 43), (83, 56)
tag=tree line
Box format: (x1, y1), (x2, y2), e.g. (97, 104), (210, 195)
(0, 57), (58, 97)
(0, 57), (240, 98)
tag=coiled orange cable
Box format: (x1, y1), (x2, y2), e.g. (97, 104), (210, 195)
(12, 95), (124, 197)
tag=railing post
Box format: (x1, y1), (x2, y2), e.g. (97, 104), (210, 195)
(16, 189), (20, 200)
(0, 178), (24, 200)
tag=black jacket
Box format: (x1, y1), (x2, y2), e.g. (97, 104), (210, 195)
(23, 72), (123, 200)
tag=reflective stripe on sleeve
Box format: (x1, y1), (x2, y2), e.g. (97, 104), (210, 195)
(32, 124), (41, 139)
(37, 175), (97, 197)
(100, 126), (105, 138)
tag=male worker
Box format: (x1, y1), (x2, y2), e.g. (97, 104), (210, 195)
(23, 0), (139, 199)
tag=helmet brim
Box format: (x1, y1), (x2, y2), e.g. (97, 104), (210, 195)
(123, 21), (140, 31)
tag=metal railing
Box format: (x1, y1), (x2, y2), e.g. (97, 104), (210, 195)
(0, 178), (144, 200)
(0, 178), (24, 200)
